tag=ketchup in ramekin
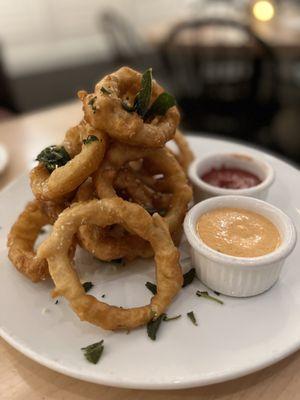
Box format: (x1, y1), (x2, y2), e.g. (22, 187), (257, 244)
(201, 167), (261, 190)
(188, 152), (275, 202)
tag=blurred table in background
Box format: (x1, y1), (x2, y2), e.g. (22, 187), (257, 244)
(0, 101), (80, 190)
(1, 101), (300, 399)
(148, 16), (300, 56)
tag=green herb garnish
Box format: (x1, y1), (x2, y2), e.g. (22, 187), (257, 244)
(144, 206), (167, 217)
(144, 207), (157, 215)
(82, 282), (94, 293)
(134, 68), (152, 117)
(182, 268), (196, 288)
(144, 92), (176, 121)
(163, 314), (181, 322)
(147, 313), (165, 340)
(187, 311), (198, 326)
(121, 100), (136, 112)
(196, 290), (224, 305)
(88, 96), (97, 113)
(146, 267), (195, 295)
(213, 290), (220, 296)
(36, 145), (70, 173)
(145, 281), (157, 295)
(81, 340), (104, 364)
(100, 86), (111, 95)
(83, 135), (99, 145)
(120, 68), (175, 121)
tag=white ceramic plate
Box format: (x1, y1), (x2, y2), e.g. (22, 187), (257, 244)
(1, 136), (300, 390)
(0, 143), (8, 175)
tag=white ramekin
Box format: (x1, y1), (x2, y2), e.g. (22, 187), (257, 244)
(183, 195), (297, 297)
(188, 152), (275, 202)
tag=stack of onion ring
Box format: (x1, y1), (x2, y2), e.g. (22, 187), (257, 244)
(7, 66), (194, 331)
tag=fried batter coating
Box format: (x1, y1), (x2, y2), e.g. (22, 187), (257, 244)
(30, 121), (107, 200)
(7, 201), (50, 282)
(38, 198), (183, 330)
(75, 180), (153, 261)
(79, 67), (179, 148)
(172, 130), (194, 173)
(94, 142), (192, 235)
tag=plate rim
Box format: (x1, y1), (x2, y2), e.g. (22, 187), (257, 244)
(1, 323), (300, 390)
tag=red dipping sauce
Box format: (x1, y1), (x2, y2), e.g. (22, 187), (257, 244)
(201, 167), (261, 189)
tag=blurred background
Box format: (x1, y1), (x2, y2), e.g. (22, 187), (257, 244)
(1, 0), (300, 164)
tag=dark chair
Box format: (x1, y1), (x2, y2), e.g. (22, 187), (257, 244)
(159, 18), (279, 143)
(0, 43), (18, 115)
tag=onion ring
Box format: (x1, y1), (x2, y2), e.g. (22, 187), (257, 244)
(115, 167), (156, 208)
(39, 198), (71, 225)
(93, 142), (192, 234)
(7, 201), (50, 282)
(37, 198), (183, 330)
(79, 67), (180, 148)
(30, 121), (107, 200)
(75, 180), (153, 261)
(115, 165), (173, 211)
(172, 130), (194, 173)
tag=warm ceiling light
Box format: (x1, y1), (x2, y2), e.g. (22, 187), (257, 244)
(252, 0), (275, 22)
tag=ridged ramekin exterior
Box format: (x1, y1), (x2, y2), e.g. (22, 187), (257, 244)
(184, 195), (297, 298)
(188, 152), (275, 203)
(191, 249), (284, 297)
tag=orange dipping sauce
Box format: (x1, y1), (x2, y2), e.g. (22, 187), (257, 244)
(196, 207), (281, 258)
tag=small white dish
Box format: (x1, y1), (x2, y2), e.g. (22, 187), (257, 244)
(184, 195), (297, 297)
(0, 143), (8, 175)
(188, 152), (275, 202)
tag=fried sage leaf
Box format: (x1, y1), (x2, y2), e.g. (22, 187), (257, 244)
(82, 281), (94, 293)
(100, 86), (111, 95)
(145, 281), (157, 295)
(196, 290), (224, 305)
(134, 68), (153, 117)
(163, 314), (181, 322)
(88, 96), (97, 113)
(147, 313), (165, 340)
(36, 145), (70, 173)
(146, 267), (195, 295)
(121, 100), (136, 112)
(81, 340), (104, 364)
(144, 92), (175, 121)
(144, 206), (167, 217)
(187, 311), (198, 326)
(182, 268), (196, 288)
(83, 135), (99, 145)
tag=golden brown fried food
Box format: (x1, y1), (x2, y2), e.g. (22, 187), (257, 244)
(7, 201), (50, 282)
(172, 130), (194, 173)
(114, 166), (172, 214)
(37, 198), (183, 331)
(79, 67), (179, 148)
(39, 198), (71, 225)
(30, 121), (107, 200)
(75, 180), (153, 261)
(93, 142), (193, 235)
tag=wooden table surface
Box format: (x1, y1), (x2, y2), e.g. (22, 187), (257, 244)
(1, 101), (300, 399)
